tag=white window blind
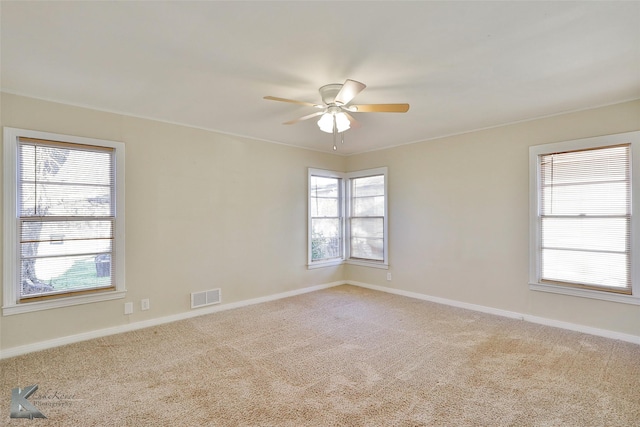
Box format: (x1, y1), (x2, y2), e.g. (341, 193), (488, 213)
(18, 137), (116, 300)
(538, 144), (631, 294)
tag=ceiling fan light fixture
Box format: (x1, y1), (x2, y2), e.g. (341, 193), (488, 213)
(317, 113), (335, 133)
(317, 112), (350, 134)
(335, 112), (350, 133)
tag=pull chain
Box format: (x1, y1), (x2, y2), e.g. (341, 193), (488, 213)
(333, 115), (337, 150)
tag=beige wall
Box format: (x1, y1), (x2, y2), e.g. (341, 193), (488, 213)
(1, 93), (639, 353)
(0, 93), (345, 350)
(345, 99), (640, 336)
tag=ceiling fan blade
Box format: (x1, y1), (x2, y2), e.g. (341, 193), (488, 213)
(350, 103), (410, 113)
(344, 112), (361, 129)
(335, 79), (366, 106)
(264, 96), (321, 108)
(283, 111), (325, 125)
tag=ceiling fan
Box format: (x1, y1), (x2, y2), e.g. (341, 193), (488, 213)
(264, 79), (410, 150)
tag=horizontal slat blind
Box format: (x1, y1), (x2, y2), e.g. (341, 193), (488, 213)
(539, 144), (631, 293)
(18, 138), (115, 299)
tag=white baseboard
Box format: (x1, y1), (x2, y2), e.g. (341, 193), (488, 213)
(347, 281), (525, 320)
(0, 281), (343, 360)
(3, 280), (637, 359)
(346, 280), (640, 346)
(519, 314), (640, 345)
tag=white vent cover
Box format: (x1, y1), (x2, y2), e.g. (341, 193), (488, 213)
(191, 288), (221, 309)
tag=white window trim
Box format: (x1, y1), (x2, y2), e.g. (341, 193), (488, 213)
(529, 131), (640, 305)
(307, 167), (388, 269)
(3, 127), (126, 315)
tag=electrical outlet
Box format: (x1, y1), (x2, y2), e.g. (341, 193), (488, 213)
(141, 298), (150, 311)
(386, 272), (392, 281)
(124, 302), (133, 315)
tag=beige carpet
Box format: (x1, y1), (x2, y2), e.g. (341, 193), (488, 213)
(1, 285), (639, 426)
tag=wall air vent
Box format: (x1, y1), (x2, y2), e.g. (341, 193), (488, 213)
(191, 288), (221, 309)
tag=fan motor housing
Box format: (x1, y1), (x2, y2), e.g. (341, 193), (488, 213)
(319, 84), (343, 105)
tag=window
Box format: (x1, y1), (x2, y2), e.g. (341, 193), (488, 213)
(309, 173), (343, 263)
(3, 127), (125, 315)
(349, 174), (386, 262)
(529, 131), (640, 305)
(308, 167), (388, 268)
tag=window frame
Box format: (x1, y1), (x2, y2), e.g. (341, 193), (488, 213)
(308, 167), (388, 269)
(345, 168), (389, 268)
(529, 131), (640, 305)
(308, 168), (344, 268)
(3, 127), (126, 315)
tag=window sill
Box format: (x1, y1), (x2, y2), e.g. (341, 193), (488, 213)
(346, 259), (389, 270)
(2, 290), (126, 316)
(307, 259), (343, 269)
(308, 259), (389, 270)
(529, 282), (640, 306)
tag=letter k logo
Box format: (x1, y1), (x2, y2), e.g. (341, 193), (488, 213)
(10, 385), (46, 419)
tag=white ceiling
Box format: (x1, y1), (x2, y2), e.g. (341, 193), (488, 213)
(2, 1), (639, 155)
